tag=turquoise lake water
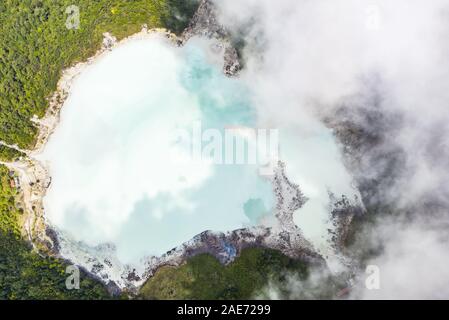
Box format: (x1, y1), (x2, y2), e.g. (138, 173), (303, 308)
(41, 35), (360, 266)
(41, 36), (276, 263)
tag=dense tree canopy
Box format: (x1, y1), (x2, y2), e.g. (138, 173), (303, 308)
(0, 0), (198, 299)
(0, 0), (198, 148)
(0, 165), (110, 299)
(139, 248), (336, 300)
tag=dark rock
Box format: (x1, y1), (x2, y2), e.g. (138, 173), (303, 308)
(180, 0), (241, 77)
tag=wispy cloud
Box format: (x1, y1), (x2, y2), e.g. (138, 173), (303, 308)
(213, 0), (449, 299)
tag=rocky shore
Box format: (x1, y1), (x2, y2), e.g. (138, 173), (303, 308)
(1, 28), (182, 257)
(1, 0), (361, 294)
(50, 160), (325, 291)
(180, 0), (241, 76)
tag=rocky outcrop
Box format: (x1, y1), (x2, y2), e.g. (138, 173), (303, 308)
(52, 161), (322, 291)
(180, 0), (241, 76)
(102, 32), (117, 50)
(324, 100), (405, 209)
(328, 193), (363, 252)
(11, 2), (361, 292)
(272, 161), (309, 233)
(139, 161), (320, 285)
(142, 226), (323, 283)
(181, 0), (227, 40)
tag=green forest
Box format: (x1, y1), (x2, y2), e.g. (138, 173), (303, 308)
(0, 166), (109, 299)
(0, 145), (24, 162)
(0, 0), (198, 300)
(0, 0), (198, 149)
(0, 1), (346, 300)
(140, 248), (338, 300)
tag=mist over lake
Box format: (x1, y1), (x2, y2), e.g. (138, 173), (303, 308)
(40, 34), (358, 265)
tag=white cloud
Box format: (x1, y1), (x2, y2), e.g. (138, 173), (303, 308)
(213, 0), (449, 299)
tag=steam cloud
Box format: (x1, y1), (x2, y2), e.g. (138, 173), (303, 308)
(212, 0), (449, 299)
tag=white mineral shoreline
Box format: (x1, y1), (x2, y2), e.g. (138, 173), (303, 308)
(1, 26), (256, 291)
(1, 0), (321, 292)
(3, 27), (182, 257)
(32, 27), (180, 158)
